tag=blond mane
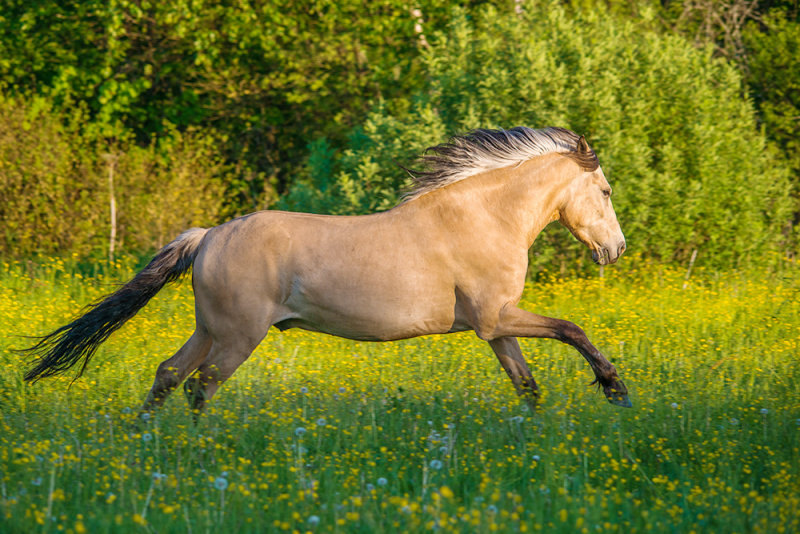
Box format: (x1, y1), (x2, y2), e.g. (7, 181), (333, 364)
(403, 126), (598, 202)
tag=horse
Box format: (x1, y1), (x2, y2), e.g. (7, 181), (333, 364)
(22, 126), (630, 415)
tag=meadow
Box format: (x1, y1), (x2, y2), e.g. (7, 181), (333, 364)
(0, 256), (798, 533)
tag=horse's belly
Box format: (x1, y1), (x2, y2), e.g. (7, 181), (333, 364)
(280, 285), (457, 341)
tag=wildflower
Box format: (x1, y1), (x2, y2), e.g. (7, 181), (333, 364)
(300, 386), (309, 394)
(152, 472), (166, 481)
(487, 504), (498, 514)
(295, 427), (307, 437)
(32, 477), (42, 486)
(122, 407), (132, 414)
(366, 483), (375, 492)
(532, 455), (541, 462)
(338, 386), (346, 394)
(671, 402), (678, 409)
(730, 418), (739, 425)
(429, 459), (443, 470)
(140, 412), (151, 421)
(214, 476), (228, 491)
(316, 417), (327, 427)
(760, 408), (769, 415)
(142, 432), (153, 442)
(377, 477), (388, 487)
(308, 515), (320, 527)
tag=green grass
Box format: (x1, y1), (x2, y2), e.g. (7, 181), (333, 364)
(0, 257), (798, 533)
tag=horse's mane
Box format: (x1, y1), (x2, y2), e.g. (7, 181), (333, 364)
(402, 126), (599, 202)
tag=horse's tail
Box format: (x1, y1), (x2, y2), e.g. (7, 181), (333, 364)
(22, 227), (210, 383)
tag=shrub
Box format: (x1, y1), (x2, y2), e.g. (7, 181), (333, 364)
(281, 5), (794, 270)
(0, 94), (229, 258)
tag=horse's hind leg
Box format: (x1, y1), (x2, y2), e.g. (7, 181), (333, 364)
(489, 337), (540, 410)
(183, 335), (264, 415)
(140, 328), (212, 413)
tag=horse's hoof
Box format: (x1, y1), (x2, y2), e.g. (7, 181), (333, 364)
(607, 394), (632, 408)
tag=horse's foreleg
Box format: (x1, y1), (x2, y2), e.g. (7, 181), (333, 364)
(484, 307), (630, 407)
(488, 337), (539, 410)
(140, 329), (212, 414)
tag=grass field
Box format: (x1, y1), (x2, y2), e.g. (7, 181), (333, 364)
(0, 257), (798, 533)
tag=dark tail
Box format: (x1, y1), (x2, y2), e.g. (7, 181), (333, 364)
(22, 227), (209, 383)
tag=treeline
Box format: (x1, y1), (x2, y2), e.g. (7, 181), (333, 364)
(0, 0), (797, 268)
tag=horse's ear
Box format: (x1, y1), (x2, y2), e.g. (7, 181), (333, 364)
(577, 135), (589, 153)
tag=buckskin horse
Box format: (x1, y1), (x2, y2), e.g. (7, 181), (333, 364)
(23, 126), (631, 414)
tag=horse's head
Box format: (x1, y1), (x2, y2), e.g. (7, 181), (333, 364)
(558, 136), (626, 265)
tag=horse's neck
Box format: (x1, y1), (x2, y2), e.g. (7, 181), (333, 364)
(447, 155), (571, 248)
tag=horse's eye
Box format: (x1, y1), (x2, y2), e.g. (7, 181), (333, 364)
(602, 189), (611, 198)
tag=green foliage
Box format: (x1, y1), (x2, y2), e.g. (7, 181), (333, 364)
(743, 12), (800, 220)
(0, 1), (797, 267)
(0, 95), (229, 258)
(0, 0), (513, 210)
(282, 5), (793, 270)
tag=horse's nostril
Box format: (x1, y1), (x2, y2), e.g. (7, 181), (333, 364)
(618, 241), (627, 256)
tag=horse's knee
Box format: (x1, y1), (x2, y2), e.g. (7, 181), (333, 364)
(557, 320), (588, 344)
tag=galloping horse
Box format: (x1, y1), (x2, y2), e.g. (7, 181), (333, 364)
(23, 127), (630, 414)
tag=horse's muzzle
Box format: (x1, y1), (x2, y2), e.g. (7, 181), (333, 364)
(592, 241), (626, 265)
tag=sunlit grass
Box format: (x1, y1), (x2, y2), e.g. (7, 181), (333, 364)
(0, 256), (798, 533)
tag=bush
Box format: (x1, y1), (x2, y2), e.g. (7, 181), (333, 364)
(280, 5), (794, 270)
(0, 94), (229, 259)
